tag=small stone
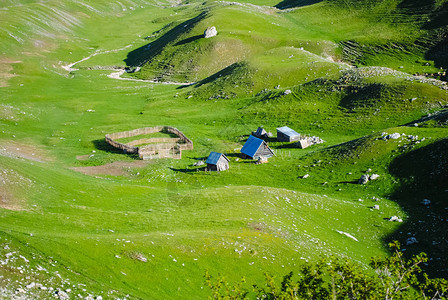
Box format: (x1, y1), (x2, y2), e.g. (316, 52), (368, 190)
(421, 199), (431, 206)
(386, 133), (401, 139)
(389, 216), (403, 222)
(284, 89), (291, 95)
(406, 237), (418, 245)
(302, 174), (309, 179)
(26, 282), (36, 289)
(370, 174), (380, 180)
(193, 161), (204, 166)
(359, 174), (369, 184)
(373, 205), (379, 210)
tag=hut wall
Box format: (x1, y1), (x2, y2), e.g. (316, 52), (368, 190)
(254, 145), (274, 158)
(277, 131), (290, 142)
(207, 157), (229, 171)
(296, 139), (310, 149)
(277, 130), (301, 142)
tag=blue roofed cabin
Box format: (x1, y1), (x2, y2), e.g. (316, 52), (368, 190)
(276, 126), (301, 142)
(240, 135), (275, 160)
(206, 152), (230, 171)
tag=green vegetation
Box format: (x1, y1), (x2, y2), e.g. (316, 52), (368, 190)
(0, 0), (447, 298)
(206, 242), (448, 299)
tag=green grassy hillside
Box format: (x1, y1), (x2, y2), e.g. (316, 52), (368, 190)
(0, 0), (447, 298)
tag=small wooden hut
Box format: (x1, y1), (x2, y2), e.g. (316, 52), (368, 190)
(206, 152), (229, 171)
(241, 135), (275, 159)
(252, 127), (268, 138)
(277, 126), (301, 142)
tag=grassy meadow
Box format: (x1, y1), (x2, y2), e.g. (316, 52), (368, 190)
(0, 0), (447, 298)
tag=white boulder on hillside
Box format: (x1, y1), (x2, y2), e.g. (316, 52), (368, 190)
(204, 26), (217, 38)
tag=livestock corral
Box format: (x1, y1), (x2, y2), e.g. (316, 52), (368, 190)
(105, 126), (193, 159)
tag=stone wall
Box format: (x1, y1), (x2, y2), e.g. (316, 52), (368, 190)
(105, 126), (193, 159)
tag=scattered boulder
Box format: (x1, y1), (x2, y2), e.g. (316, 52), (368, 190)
(373, 205), (380, 210)
(284, 89), (292, 95)
(421, 199), (431, 206)
(302, 174), (309, 179)
(383, 132), (401, 140)
(193, 161), (204, 166)
(389, 216), (403, 222)
(134, 253), (147, 262)
(370, 174), (380, 180)
(26, 282), (36, 289)
(55, 290), (69, 300)
(204, 26), (217, 38)
(406, 237), (418, 245)
(359, 174), (369, 184)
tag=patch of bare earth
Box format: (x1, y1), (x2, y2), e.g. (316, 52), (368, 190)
(0, 168), (33, 211)
(76, 154), (92, 161)
(0, 58), (21, 87)
(71, 160), (149, 176)
(0, 187), (23, 211)
(0, 140), (53, 163)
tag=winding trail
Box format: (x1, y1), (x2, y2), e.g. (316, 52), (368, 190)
(61, 46), (196, 86)
(107, 69), (195, 86)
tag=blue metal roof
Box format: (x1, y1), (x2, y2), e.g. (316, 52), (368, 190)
(206, 152), (225, 165)
(241, 135), (263, 157)
(277, 126), (300, 137)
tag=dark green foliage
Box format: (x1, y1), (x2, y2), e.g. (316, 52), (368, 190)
(206, 242), (448, 299)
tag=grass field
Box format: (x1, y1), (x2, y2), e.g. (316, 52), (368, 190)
(0, 0), (447, 298)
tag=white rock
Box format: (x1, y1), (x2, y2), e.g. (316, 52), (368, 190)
(387, 133), (401, 139)
(359, 175), (369, 184)
(284, 89), (292, 95)
(389, 216), (403, 222)
(302, 174), (309, 179)
(373, 205), (380, 210)
(370, 174), (380, 180)
(204, 26), (217, 38)
(26, 282), (36, 289)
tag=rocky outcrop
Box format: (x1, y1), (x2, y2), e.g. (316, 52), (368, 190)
(204, 26), (217, 38)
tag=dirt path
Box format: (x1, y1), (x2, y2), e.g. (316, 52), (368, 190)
(107, 69), (195, 86)
(62, 46), (196, 86)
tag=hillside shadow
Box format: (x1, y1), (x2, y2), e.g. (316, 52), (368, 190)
(181, 62), (243, 90)
(124, 12), (206, 67)
(169, 167), (206, 173)
(338, 83), (388, 110)
(92, 139), (139, 158)
(175, 34), (203, 46)
(386, 138), (448, 277)
(275, 0), (322, 9)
